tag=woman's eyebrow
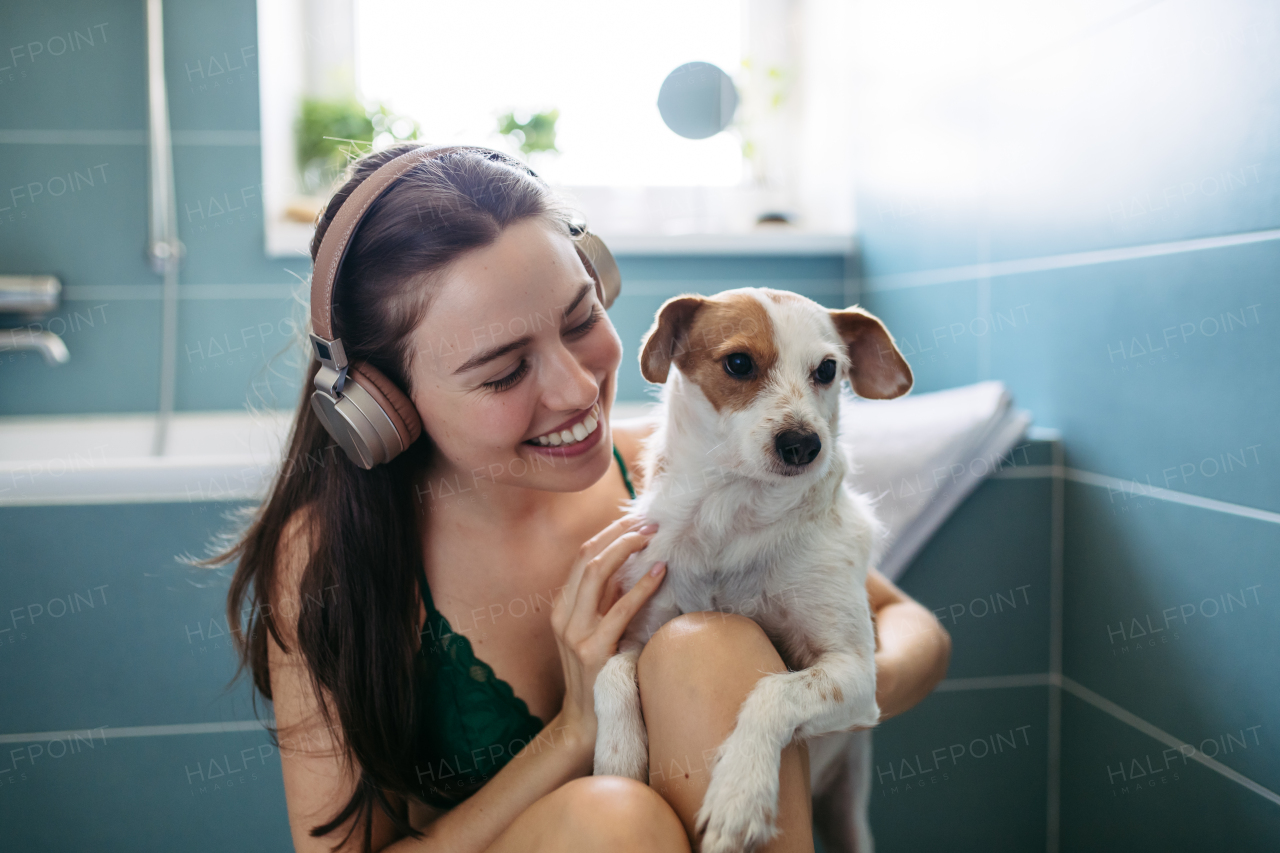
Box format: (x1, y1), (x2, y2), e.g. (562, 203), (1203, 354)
(562, 281), (592, 317)
(451, 282), (595, 375)
(453, 336), (533, 374)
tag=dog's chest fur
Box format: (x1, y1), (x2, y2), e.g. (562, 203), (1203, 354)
(621, 434), (879, 670)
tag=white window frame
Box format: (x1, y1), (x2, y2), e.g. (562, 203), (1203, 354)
(257, 0), (856, 258)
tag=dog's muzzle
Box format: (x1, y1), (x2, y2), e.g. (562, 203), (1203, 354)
(775, 429), (822, 466)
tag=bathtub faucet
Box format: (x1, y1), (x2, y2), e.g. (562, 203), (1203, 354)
(0, 329), (71, 365)
(0, 275), (70, 365)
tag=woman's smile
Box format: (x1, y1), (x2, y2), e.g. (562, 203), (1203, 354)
(526, 402), (601, 446)
(523, 402), (605, 456)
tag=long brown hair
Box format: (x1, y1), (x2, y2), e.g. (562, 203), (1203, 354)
(197, 144), (573, 850)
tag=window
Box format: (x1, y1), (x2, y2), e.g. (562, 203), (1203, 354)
(355, 0), (746, 188)
(258, 0), (856, 256)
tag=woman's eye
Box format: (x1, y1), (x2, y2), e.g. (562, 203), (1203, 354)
(724, 352), (754, 377)
(814, 359), (837, 384)
(565, 306), (601, 338)
(482, 358), (529, 391)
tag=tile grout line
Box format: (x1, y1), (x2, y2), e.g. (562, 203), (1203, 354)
(995, 465), (1280, 525)
(0, 129), (261, 146)
(1057, 676), (1280, 809)
(862, 227), (1280, 291)
(934, 673), (1052, 691)
(0, 720), (273, 744)
(1046, 442), (1064, 853)
(933, 672), (1280, 809)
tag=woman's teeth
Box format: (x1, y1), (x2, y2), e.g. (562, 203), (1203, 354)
(531, 405), (600, 447)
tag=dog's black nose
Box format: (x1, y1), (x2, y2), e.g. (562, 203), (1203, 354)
(775, 430), (821, 466)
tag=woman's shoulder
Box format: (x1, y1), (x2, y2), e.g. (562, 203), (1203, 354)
(271, 502), (318, 648)
(609, 407), (659, 487)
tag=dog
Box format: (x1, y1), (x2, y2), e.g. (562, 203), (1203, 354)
(593, 287), (913, 853)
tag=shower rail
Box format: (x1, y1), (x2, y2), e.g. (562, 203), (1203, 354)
(146, 0), (182, 456)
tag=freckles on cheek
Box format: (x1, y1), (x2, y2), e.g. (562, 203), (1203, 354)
(474, 400), (532, 449)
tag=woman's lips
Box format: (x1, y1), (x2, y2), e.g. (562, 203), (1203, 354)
(523, 403), (604, 457)
(524, 403), (601, 448)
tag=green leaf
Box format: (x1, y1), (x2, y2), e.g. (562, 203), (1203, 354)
(496, 108), (560, 155)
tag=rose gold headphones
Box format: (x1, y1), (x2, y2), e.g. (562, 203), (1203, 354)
(308, 144), (622, 469)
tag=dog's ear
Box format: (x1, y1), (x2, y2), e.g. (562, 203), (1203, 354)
(829, 307), (913, 399)
(640, 295), (706, 384)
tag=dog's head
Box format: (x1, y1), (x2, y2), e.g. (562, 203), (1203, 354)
(640, 287), (912, 480)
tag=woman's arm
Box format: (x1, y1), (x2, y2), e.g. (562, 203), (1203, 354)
(273, 630), (599, 853)
(272, 512), (598, 853)
(383, 711), (593, 852)
(867, 567), (952, 720)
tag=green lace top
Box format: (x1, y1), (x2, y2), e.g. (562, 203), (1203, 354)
(412, 444), (637, 809)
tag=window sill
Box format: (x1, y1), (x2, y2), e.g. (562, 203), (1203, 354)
(265, 217), (854, 259)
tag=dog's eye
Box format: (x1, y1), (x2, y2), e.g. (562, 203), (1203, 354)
(724, 352), (754, 378)
(814, 359), (837, 384)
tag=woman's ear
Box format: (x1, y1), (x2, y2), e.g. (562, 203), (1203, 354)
(828, 306), (913, 399)
(640, 295), (706, 384)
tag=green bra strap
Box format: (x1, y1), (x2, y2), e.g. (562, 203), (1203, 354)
(613, 443), (636, 500)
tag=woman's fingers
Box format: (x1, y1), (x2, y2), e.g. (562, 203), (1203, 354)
(568, 526), (656, 636)
(598, 561), (667, 640)
(558, 515), (646, 618)
(599, 572), (623, 616)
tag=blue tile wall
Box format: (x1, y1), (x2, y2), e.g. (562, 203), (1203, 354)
(1, 729), (293, 852)
(0, 502), (258, 731)
(852, 0), (1280, 277)
(1061, 693), (1280, 852)
(854, 0), (1280, 849)
(869, 444), (1054, 851)
(871, 687), (1049, 851)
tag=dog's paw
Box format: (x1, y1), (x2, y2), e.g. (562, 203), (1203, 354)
(849, 697), (881, 731)
(693, 737), (781, 853)
(592, 651), (648, 782)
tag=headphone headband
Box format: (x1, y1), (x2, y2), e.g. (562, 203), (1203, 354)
(311, 144), (458, 342)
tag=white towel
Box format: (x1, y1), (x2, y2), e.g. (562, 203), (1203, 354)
(839, 380), (1031, 581)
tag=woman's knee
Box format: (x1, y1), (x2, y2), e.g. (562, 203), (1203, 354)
(548, 776), (689, 850)
(637, 611), (787, 691)
(492, 777), (689, 852)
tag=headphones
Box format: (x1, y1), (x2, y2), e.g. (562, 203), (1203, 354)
(307, 144), (622, 470)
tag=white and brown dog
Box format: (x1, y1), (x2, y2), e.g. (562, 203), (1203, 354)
(594, 287), (913, 853)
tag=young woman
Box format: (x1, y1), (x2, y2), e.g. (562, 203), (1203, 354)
(208, 144), (951, 853)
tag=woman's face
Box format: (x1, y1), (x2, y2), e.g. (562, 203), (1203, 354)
(407, 217), (624, 499)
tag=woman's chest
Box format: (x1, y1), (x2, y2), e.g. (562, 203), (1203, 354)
(425, 570), (565, 723)
(422, 496), (627, 723)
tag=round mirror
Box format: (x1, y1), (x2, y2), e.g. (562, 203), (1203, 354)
(657, 61), (739, 140)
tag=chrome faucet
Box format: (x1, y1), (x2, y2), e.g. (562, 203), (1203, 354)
(0, 276), (71, 365)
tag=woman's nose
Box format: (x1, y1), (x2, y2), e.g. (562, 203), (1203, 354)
(540, 341), (599, 410)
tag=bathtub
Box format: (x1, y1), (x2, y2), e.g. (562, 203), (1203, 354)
(0, 403), (659, 506)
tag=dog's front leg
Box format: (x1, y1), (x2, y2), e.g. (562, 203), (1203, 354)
(695, 647), (877, 853)
(593, 593), (681, 781)
(593, 644), (647, 781)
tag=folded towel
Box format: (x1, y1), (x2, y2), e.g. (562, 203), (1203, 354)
(838, 379), (1031, 581)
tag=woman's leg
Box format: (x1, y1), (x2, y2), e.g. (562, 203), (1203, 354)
(637, 611), (814, 852)
(485, 775), (691, 853)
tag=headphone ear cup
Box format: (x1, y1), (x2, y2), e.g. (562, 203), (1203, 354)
(573, 232), (621, 309)
(309, 362), (423, 470)
(346, 362), (423, 449)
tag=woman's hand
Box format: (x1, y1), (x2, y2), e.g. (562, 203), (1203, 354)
(549, 515), (667, 765)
